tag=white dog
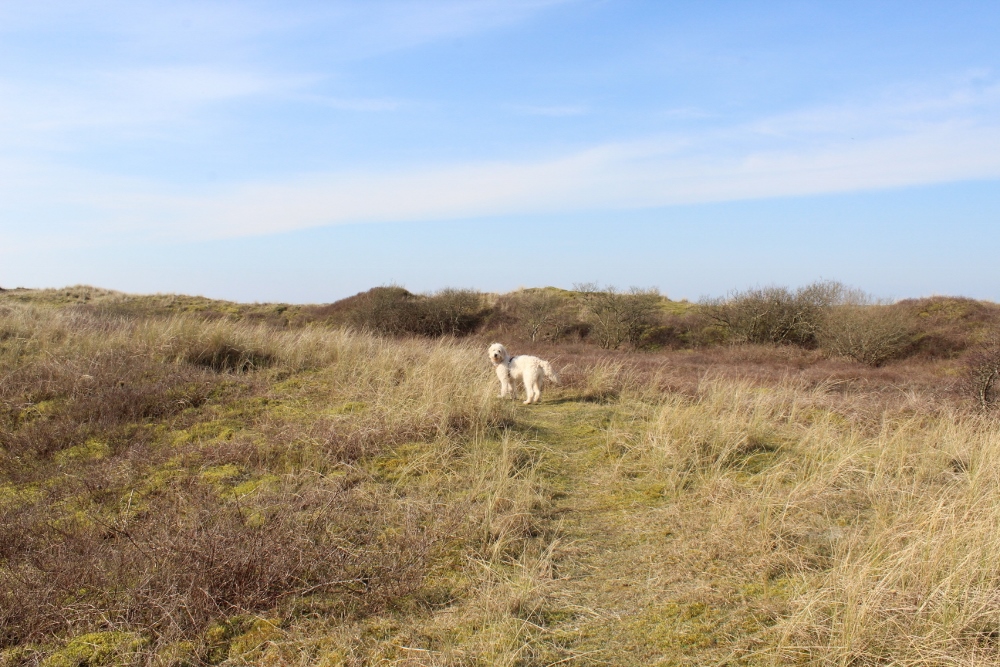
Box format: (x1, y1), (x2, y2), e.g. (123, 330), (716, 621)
(488, 343), (558, 404)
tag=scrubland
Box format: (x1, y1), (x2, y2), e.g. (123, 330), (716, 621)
(1, 285), (1000, 665)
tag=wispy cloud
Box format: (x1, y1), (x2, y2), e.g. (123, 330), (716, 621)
(0, 66), (301, 151)
(173, 117), (1000, 236)
(748, 74), (1000, 139)
(0, 1), (577, 146)
(5, 82), (1000, 252)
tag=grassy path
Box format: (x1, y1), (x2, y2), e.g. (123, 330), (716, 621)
(517, 399), (767, 667)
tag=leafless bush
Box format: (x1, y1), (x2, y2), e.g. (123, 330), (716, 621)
(344, 287), (486, 337)
(418, 288), (487, 337)
(704, 281), (915, 365)
(345, 285), (422, 335)
(963, 338), (1000, 410)
(497, 290), (577, 342)
(818, 304), (915, 367)
(575, 283), (662, 350)
(701, 281), (848, 347)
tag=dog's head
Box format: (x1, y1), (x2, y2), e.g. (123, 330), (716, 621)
(488, 343), (508, 365)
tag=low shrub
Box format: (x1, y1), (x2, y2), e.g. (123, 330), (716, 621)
(963, 338), (1000, 410)
(321, 286), (489, 338)
(345, 285), (422, 335)
(701, 281), (848, 347)
(817, 303), (916, 367)
(418, 288), (488, 337)
(575, 283), (662, 350)
(0, 476), (435, 646)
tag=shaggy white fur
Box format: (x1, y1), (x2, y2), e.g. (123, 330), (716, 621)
(488, 342), (558, 405)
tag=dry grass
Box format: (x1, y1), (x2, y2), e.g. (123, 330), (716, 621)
(0, 302), (534, 664)
(592, 376), (1000, 665)
(4, 291), (1000, 665)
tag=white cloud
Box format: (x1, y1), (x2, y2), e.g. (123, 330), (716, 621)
(0, 66), (299, 149)
(178, 118), (1000, 236)
(0, 1), (577, 146)
(4, 78), (1000, 252)
(5, 108), (1000, 251)
(748, 76), (1000, 139)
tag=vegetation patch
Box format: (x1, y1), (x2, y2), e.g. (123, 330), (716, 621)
(2, 286), (1000, 664)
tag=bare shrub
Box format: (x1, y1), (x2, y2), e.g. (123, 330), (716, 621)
(701, 280), (847, 347)
(817, 299), (916, 367)
(345, 285), (422, 336)
(499, 289), (577, 342)
(963, 338), (1000, 410)
(334, 287), (487, 338)
(418, 288), (487, 337)
(575, 283), (662, 350)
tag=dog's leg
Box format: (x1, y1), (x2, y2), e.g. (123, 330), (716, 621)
(523, 369), (538, 404)
(496, 365), (512, 398)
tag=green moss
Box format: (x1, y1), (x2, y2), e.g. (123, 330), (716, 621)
(0, 483), (43, 510)
(155, 641), (197, 667)
(232, 474), (279, 497)
(1, 645), (40, 667)
(618, 602), (720, 652)
(41, 632), (146, 667)
(142, 460), (186, 493)
(370, 443), (425, 482)
(54, 439), (110, 465)
(199, 463), (242, 486)
(360, 617), (401, 641)
(740, 575), (799, 601)
(172, 419), (239, 445)
(203, 616), (278, 664)
(227, 618), (283, 660)
(17, 398), (63, 425)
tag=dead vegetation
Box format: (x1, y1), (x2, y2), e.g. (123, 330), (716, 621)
(2, 284), (1000, 665)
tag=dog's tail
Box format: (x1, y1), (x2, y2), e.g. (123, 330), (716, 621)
(540, 360), (559, 385)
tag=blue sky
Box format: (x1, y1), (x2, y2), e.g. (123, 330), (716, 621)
(2, 0), (1000, 302)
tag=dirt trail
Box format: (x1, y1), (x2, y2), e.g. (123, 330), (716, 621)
(522, 401), (760, 667)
